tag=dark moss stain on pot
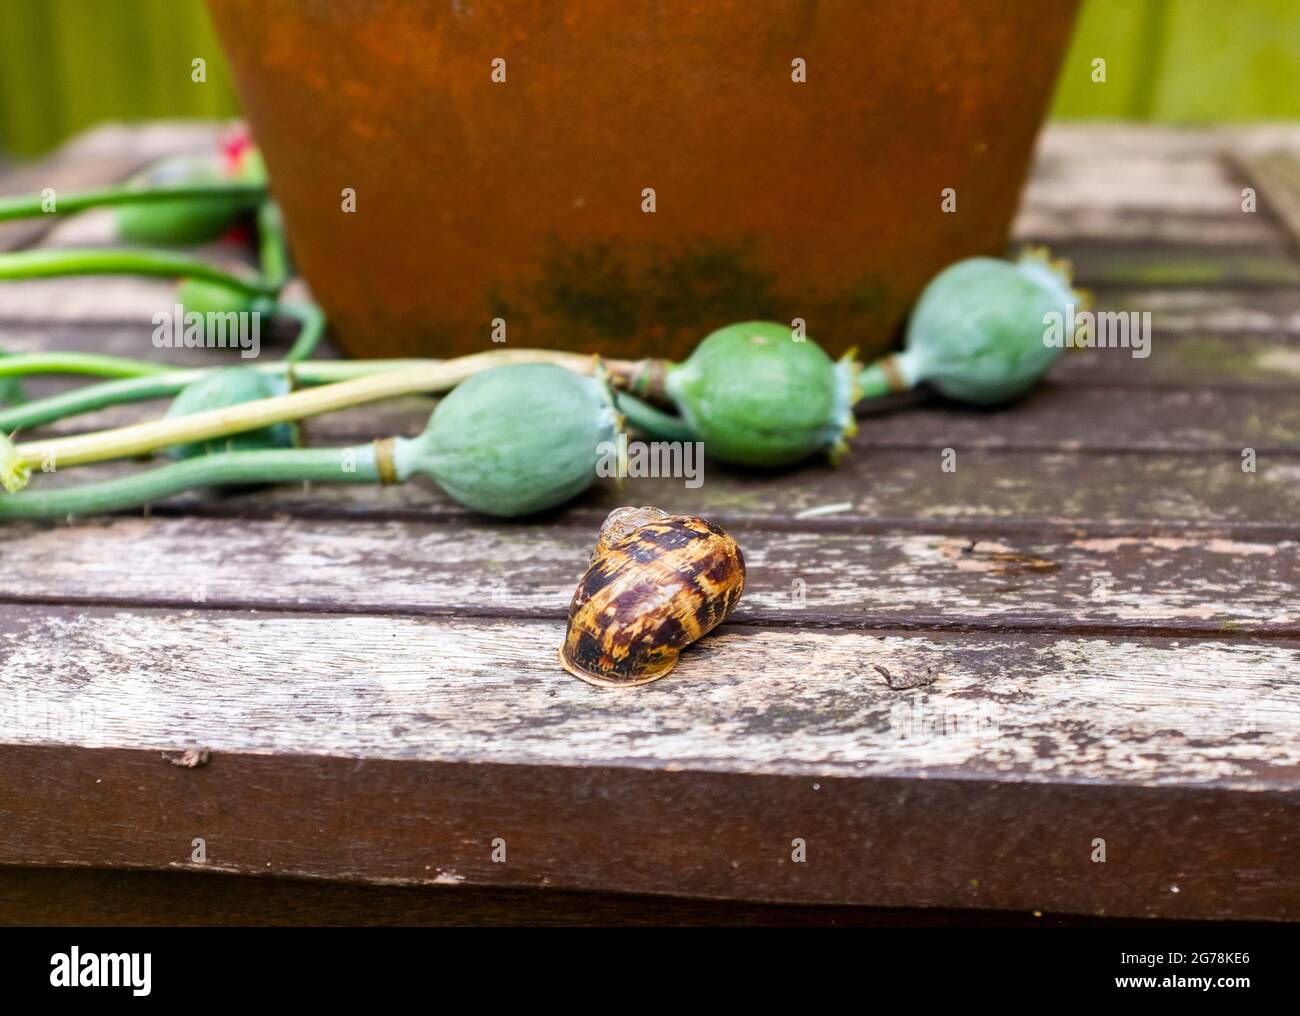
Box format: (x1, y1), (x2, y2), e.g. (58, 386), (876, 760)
(526, 240), (780, 345)
(490, 243), (896, 356)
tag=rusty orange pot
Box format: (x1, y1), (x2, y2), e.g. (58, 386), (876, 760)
(208, 0), (1078, 361)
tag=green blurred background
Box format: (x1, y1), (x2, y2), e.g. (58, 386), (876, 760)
(1, 0), (1298, 158)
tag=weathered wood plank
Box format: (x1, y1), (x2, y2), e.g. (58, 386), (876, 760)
(856, 385), (1300, 452)
(1049, 332), (1300, 388)
(2, 865), (1140, 927)
(5, 606), (1292, 785)
(1, 605), (1297, 918)
(3, 742), (1296, 922)
(1232, 149), (1300, 249)
(1015, 154), (1274, 246)
(1012, 126), (1300, 246)
(5, 740), (1295, 921)
(1, 514), (1295, 634)
(12, 444), (1300, 538)
(1029, 125), (1300, 161)
(1092, 286), (1300, 336)
(1015, 208), (1275, 246)
(1050, 242), (1300, 288)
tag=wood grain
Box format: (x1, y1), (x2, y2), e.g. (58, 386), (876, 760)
(0, 604), (1297, 918)
(1, 514), (1296, 635)
(1014, 126), (1292, 246)
(1, 604), (1295, 786)
(6, 743), (1296, 921)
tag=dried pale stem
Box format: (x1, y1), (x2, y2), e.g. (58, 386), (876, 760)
(12, 349), (638, 471)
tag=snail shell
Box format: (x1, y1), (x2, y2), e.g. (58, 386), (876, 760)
(558, 506), (746, 687)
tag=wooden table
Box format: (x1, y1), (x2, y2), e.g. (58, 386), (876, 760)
(1, 124), (1298, 926)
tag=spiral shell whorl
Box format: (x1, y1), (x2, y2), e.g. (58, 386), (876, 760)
(559, 507), (745, 687)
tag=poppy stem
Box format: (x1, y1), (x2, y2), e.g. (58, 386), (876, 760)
(256, 199), (290, 291)
(0, 352), (176, 380)
(281, 301), (325, 362)
(0, 444), (382, 519)
(857, 350), (921, 401)
(613, 391), (697, 442)
(0, 248), (276, 298)
(0, 358), (428, 433)
(7, 350), (638, 474)
(0, 182), (265, 223)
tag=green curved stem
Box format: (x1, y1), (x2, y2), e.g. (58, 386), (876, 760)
(281, 301), (325, 362)
(0, 445), (380, 520)
(0, 374), (200, 432)
(0, 351), (176, 380)
(0, 359), (437, 432)
(0, 302), (327, 386)
(0, 248), (276, 298)
(257, 199), (290, 291)
(857, 362), (897, 401)
(857, 350), (922, 403)
(0, 182), (265, 223)
(0, 349), (425, 383)
(614, 391), (698, 442)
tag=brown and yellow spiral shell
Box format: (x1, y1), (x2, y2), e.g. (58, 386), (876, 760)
(558, 506), (746, 687)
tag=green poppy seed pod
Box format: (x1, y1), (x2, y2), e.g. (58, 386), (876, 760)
(394, 362), (622, 517)
(115, 154), (261, 244)
(175, 277), (259, 317)
(173, 279), (273, 349)
(164, 368), (296, 461)
(664, 322), (860, 467)
(869, 249), (1089, 406)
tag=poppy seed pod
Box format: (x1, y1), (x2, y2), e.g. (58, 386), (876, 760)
(393, 362), (622, 517)
(175, 277), (260, 317)
(861, 249), (1090, 406)
(663, 322), (860, 467)
(164, 368), (296, 461)
(172, 277), (270, 347)
(114, 147), (264, 245)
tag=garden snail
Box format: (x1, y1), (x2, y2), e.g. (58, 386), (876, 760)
(559, 506), (746, 687)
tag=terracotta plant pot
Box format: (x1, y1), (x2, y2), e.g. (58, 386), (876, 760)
(207, 0), (1079, 361)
